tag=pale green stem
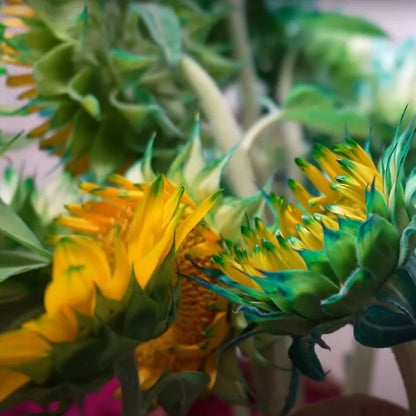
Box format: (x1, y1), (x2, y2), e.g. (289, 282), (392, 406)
(241, 110), (283, 153)
(392, 341), (416, 414)
(179, 55), (257, 197)
(225, 0), (260, 128)
(275, 50), (307, 188)
(344, 342), (374, 395)
(116, 351), (141, 416)
(251, 337), (298, 416)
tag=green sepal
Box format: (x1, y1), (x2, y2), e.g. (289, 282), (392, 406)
(130, 3), (182, 68)
(298, 250), (338, 286)
(256, 270), (338, 321)
(9, 356), (52, 385)
(376, 268), (416, 323)
(241, 306), (313, 336)
(213, 346), (251, 406)
(323, 226), (357, 282)
(365, 180), (389, 219)
(90, 114), (126, 182)
(110, 88), (181, 137)
(398, 218), (416, 265)
(337, 217), (362, 236)
(389, 181), (410, 232)
(0, 200), (51, 259)
(33, 43), (75, 96)
(0, 250), (49, 282)
(142, 372), (210, 416)
(356, 214), (400, 281)
(288, 337), (325, 381)
(110, 49), (157, 73)
(124, 245), (179, 341)
(67, 67), (101, 119)
(64, 109), (96, 160)
(405, 168), (416, 218)
(354, 305), (416, 348)
(321, 268), (377, 316)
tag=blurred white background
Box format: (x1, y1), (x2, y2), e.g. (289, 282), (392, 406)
(0, 0), (414, 409)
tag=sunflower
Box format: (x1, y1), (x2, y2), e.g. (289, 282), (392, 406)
(0, 0), (236, 179)
(197, 119), (416, 380)
(0, 173), (225, 412)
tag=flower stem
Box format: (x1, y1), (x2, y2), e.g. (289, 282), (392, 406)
(116, 351), (141, 416)
(225, 0), (259, 128)
(180, 55), (257, 197)
(344, 342), (374, 395)
(393, 341), (416, 414)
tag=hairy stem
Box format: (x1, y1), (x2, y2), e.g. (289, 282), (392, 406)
(226, 0), (259, 128)
(344, 342), (374, 394)
(392, 341), (416, 414)
(116, 351), (141, 416)
(180, 55), (257, 196)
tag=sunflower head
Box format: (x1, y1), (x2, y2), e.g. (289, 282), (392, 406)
(0, 0), (237, 179)
(0, 170), (231, 414)
(197, 117), (416, 380)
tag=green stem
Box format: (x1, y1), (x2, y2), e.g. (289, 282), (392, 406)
(251, 337), (295, 416)
(225, 0), (260, 128)
(180, 55), (257, 197)
(392, 341), (416, 414)
(116, 351), (141, 416)
(241, 110), (283, 153)
(344, 342), (374, 395)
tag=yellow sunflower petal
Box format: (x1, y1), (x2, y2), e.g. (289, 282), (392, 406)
(0, 369), (30, 402)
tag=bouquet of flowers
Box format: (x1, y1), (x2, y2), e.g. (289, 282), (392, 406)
(0, 1), (414, 415)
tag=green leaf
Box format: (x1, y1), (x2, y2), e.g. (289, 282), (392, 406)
(0, 200), (51, 259)
(130, 3), (182, 68)
(323, 226), (357, 282)
(282, 84), (370, 138)
(0, 250), (49, 282)
(356, 215), (400, 281)
(354, 305), (416, 348)
(300, 11), (386, 38)
(288, 337), (325, 381)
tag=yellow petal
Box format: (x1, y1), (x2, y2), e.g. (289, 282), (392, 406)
(0, 369), (30, 402)
(176, 191), (220, 248)
(0, 329), (50, 366)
